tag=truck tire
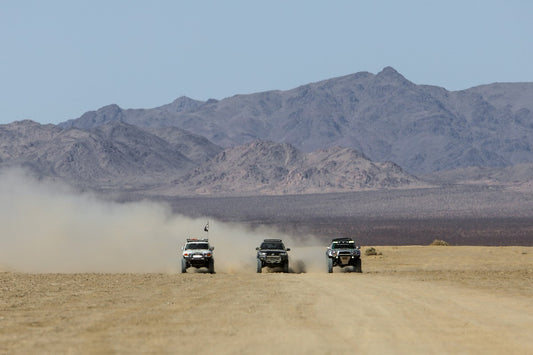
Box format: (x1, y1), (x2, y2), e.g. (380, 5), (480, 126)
(283, 261), (289, 273)
(353, 258), (362, 273)
(256, 259), (262, 273)
(181, 258), (187, 273)
(327, 258), (333, 273)
(208, 258), (215, 274)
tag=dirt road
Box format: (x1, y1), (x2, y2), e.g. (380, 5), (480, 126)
(1, 246), (532, 354)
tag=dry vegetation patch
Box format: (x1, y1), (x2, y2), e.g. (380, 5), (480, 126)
(430, 239), (449, 246)
(364, 247), (382, 256)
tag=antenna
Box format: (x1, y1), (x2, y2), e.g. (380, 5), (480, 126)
(203, 221), (209, 237)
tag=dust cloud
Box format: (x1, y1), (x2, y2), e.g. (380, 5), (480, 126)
(0, 168), (326, 273)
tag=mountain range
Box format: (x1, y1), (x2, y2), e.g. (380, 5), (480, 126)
(60, 66), (533, 175)
(2, 66), (533, 196)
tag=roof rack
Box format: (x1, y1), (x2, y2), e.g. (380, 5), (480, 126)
(263, 239), (282, 242)
(332, 237), (354, 242)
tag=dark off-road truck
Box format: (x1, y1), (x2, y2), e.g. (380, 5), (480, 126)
(326, 237), (362, 273)
(256, 239), (290, 273)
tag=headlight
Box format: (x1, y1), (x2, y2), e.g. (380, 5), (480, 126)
(279, 252), (287, 256)
(331, 251), (338, 256)
(259, 252), (267, 257)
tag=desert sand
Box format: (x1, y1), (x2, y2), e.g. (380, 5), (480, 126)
(1, 246), (532, 354)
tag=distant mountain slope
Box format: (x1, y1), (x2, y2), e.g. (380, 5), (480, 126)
(0, 120), (62, 163)
(156, 141), (423, 196)
(0, 121), (219, 188)
(145, 126), (222, 163)
(423, 163), (533, 188)
(59, 67), (533, 174)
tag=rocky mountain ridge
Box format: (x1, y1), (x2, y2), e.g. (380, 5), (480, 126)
(159, 141), (421, 196)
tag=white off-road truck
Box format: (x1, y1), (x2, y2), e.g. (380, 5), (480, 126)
(181, 238), (215, 274)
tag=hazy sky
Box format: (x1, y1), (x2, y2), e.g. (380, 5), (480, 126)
(1, 0), (532, 125)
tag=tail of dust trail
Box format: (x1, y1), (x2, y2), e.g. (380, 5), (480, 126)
(0, 168), (324, 273)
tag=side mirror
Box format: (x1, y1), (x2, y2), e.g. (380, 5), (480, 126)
(286, 248), (291, 251)
(209, 246), (214, 251)
(256, 247), (260, 250)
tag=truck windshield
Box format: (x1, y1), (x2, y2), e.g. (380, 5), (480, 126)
(261, 243), (284, 250)
(333, 243), (355, 249)
(186, 243), (209, 250)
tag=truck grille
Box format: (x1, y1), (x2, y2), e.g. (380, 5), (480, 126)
(339, 256), (351, 264)
(266, 255), (282, 263)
